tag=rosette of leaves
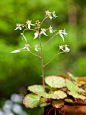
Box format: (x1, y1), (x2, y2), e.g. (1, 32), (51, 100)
(23, 75), (86, 110)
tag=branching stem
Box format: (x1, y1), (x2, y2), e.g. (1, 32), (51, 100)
(42, 32), (59, 47)
(43, 49), (60, 67)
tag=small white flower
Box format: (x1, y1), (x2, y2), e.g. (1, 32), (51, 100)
(63, 28), (68, 37)
(23, 44), (30, 51)
(49, 25), (56, 33)
(40, 28), (48, 36)
(45, 10), (53, 20)
(33, 31), (39, 39)
(11, 49), (21, 53)
(14, 23), (22, 30)
(26, 20), (34, 29)
(49, 25), (53, 33)
(64, 46), (70, 52)
(59, 45), (63, 50)
(52, 11), (58, 18)
(34, 44), (38, 51)
(59, 30), (64, 42)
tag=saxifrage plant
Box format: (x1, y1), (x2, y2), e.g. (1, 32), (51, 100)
(11, 10), (86, 115)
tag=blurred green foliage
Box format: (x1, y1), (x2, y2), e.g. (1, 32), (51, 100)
(0, 0), (86, 114)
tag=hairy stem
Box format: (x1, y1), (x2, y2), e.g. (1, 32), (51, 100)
(42, 32), (59, 47)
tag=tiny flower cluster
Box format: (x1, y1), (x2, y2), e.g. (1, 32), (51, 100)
(59, 29), (68, 42)
(59, 45), (70, 52)
(11, 44), (40, 53)
(12, 10), (70, 54)
(45, 10), (58, 20)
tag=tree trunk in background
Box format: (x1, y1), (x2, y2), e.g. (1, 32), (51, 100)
(67, 0), (77, 25)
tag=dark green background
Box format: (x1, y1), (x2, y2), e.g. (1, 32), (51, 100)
(0, 0), (86, 114)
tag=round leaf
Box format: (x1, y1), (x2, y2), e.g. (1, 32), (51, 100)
(54, 90), (67, 99)
(66, 79), (77, 92)
(45, 75), (65, 88)
(37, 92), (57, 99)
(28, 85), (44, 93)
(68, 92), (86, 100)
(23, 93), (40, 108)
(52, 100), (64, 108)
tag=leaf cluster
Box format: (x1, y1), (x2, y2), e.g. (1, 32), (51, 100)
(23, 73), (86, 109)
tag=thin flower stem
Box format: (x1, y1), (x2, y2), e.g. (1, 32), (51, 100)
(39, 35), (46, 92)
(42, 32), (59, 47)
(43, 49), (60, 67)
(22, 50), (41, 58)
(29, 51), (41, 58)
(40, 14), (47, 26)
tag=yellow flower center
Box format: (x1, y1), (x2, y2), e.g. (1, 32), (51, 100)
(50, 27), (52, 30)
(26, 45), (29, 47)
(18, 24), (20, 27)
(46, 11), (49, 14)
(28, 21), (30, 24)
(42, 29), (45, 32)
(35, 45), (37, 48)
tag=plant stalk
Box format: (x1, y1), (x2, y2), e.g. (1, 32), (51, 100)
(39, 35), (45, 92)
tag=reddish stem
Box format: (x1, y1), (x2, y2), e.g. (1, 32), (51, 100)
(43, 49), (60, 67)
(39, 35), (45, 92)
(42, 32), (59, 47)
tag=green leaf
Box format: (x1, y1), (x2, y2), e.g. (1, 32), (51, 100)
(23, 93), (40, 108)
(68, 92), (86, 100)
(40, 103), (50, 107)
(66, 79), (77, 92)
(45, 75), (65, 88)
(28, 85), (44, 93)
(54, 90), (67, 99)
(67, 72), (77, 81)
(37, 92), (57, 99)
(64, 99), (74, 103)
(52, 100), (64, 108)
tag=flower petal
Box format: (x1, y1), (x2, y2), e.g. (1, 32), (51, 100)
(11, 49), (21, 53)
(34, 33), (38, 39)
(28, 24), (30, 29)
(60, 34), (64, 42)
(43, 32), (48, 36)
(23, 35), (27, 43)
(27, 47), (30, 51)
(35, 48), (38, 51)
(14, 27), (19, 30)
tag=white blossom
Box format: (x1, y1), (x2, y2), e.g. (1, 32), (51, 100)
(59, 29), (68, 42)
(14, 23), (22, 30)
(49, 25), (53, 33)
(59, 30), (65, 42)
(64, 45), (70, 52)
(33, 31), (39, 39)
(45, 10), (53, 20)
(34, 44), (39, 51)
(52, 11), (58, 18)
(59, 45), (63, 50)
(26, 20), (34, 29)
(23, 44), (30, 51)
(63, 28), (68, 37)
(40, 28), (48, 36)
